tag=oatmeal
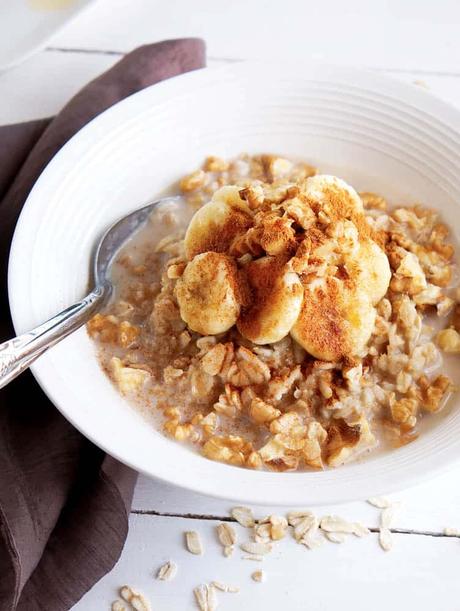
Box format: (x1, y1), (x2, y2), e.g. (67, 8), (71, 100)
(87, 153), (458, 471)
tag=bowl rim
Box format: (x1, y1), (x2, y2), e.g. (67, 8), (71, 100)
(8, 59), (460, 506)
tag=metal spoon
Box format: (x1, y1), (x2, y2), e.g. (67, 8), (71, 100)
(0, 195), (182, 389)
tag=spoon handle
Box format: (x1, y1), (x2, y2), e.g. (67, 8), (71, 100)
(0, 287), (106, 390)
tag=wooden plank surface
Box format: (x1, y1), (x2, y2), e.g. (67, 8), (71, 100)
(73, 513), (460, 611)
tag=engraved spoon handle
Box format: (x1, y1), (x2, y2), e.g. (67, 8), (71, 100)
(0, 287), (105, 390)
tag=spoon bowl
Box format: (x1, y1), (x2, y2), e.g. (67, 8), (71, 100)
(0, 195), (183, 389)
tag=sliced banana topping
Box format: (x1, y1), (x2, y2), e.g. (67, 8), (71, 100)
(175, 252), (243, 335)
(287, 175), (389, 359)
(175, 173), (391, 360)
(291, 278), (376, 361)
(355, 239), (392, 305)
(303, 174), (364, 214)
(184, 185), (253, 260)
(237, 256), (304, 345)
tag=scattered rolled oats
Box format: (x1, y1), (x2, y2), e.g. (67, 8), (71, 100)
(380, 504), (399, 529)
(268, 515), (288, 540)
(211, 581), (240, 593)
(223, 545), (234, 557)
(292, 514), (317, 541)
(287, 510), (313, 527)
(194, 584), (218, 611)
(157, 560), (178, 581)
(320, 515), (370, 537)
(325, 532), (346, 544)
(256, 514), (288, 541)
(185, 531), (204, 555)
(286, 511), (324, 549)
(254, 521), (272, 543)
(240, 541), (272, 555)
(112, 601), (128, 611)
(119, 586), (151, 611)
(216, 523), (236, 548)
(242, 554), (264, 561)
(443, 527), (460, 536)
(251, 570), (266, 583)
(231, 506), (255, 528)
(351, 522), (371, 537)
(367, 497), (391, 509)
(379, 527), (393, 551)
(301, 531), (325, 550)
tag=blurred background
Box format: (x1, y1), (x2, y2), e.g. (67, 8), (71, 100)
(1, 0), (460, 124)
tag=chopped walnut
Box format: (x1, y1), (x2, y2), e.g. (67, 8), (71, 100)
(303, 419), (327, 469)
(202, 435), (252, 466)
(110, 357), (149, 394)
(226, 347), (271, 387)
(194, 412), (218, 437)
(413, 284), (442, 306)
(214, 384), (243, 418)
(359, 191), (387, 210)
(428, 264), (452, 287)
(261, 155), (293, 182)
(201, 343), (227, 376)
(239, 184), (265, 209)
(283, 195), (316, 229)
(247, 451), (263, 469)
(258, 437), (299, 471)
(167, 261), (186, 279)
(266, 366), (302, 402)
(203, 155), (229, 172)
(270, 412), (306, 437)
(180, 169), (207, 192)
(418, 374), (452, 412)
(190, 368), (216, 399)
(326, 417), (375, 467)
(437, 296), (454, 317)
(390, 397), (418, 427)
(88, 314), (139, 348)
(437, 328), (460, 353)
(248, 398), (281, 424)
(391, 253), (427, 294)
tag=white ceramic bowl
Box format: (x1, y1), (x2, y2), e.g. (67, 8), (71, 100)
(8, 61), (460, 506)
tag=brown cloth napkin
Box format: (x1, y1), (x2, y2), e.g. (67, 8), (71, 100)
(0, 39), (206, 611)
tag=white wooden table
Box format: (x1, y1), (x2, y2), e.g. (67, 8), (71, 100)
(2, 1), (460, 609)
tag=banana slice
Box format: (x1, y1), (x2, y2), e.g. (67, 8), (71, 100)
(355, 239), (391, 305)
(303, 174), (364, 214)
(184, 185), (253, 260)
(237, 256), (304, 344)
(291, 277), (376, 361)
(175, 252), (242, 335)
(288, 175), (389, 360)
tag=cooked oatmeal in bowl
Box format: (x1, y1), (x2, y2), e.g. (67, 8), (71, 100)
(87, 153), (458, 472)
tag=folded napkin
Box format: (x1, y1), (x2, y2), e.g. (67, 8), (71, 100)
(0, 39), (206, 611)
